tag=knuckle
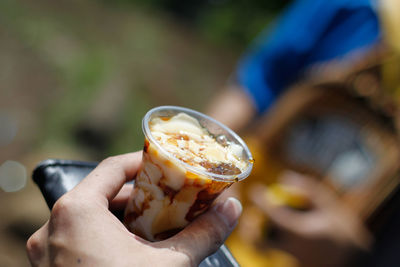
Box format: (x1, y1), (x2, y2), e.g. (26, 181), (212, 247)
(48, 234), (65, 250)
(26, 233), (40, 253)
(47, 237), (69, 267)
(26, 232), (45, 265)
(51, 195), (78, 219)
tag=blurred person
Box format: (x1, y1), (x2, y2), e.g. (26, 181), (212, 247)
(208, 0), (381, 131)
(206, 0), (398, 266)
(249, 172), (372, 267)
(26, 152), (242, 267)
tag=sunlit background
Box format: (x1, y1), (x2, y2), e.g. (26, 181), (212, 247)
(0, 0), (288, 265)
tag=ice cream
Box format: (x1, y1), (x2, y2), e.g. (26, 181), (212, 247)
(124, 108), (252, 241)
(150, 113), (247, 175)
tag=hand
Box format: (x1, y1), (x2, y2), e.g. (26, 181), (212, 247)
(206, 85), (256, 132)
(26, 152), (242, 267)
(249, 171), (372, 267)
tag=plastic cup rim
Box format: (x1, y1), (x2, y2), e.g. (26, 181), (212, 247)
(142, 105), (253, 182)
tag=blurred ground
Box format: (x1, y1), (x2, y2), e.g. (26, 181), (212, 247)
(0, 0), (246, 265)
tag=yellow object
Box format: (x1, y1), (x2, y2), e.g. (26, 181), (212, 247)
(226, 231), (298, 267)
(226, 4), (400, 266)
(226, 232), (272, 267)
(266, 183), (311, 210)
(244, 137), (285, 184)
(226, 137), (300, 266)
(380, 0), (400, 53)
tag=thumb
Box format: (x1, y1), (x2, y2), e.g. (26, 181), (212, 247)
(162, 197), (242, 266)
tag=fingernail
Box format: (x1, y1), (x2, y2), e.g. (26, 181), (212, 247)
(215, 197), (242, 227)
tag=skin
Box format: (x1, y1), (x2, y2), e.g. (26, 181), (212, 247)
(26, 152), (243, 267)
(206, 86), (256, 132)
(208, 86), (373, 266)
(249, 172), (372, 267)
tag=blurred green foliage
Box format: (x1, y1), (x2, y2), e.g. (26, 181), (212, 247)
(4, 0), (286, 161)
(107, 0), (290, 49)
(0, 0), (291, 164)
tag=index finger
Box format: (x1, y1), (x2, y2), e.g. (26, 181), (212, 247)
(73, 152), (142, 206)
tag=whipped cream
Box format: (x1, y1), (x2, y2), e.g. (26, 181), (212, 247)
(149, 113), (246, 175)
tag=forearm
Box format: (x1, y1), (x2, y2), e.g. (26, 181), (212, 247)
(206, 85), (256, 132)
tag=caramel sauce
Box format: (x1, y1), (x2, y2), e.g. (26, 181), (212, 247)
(164, 159), (174, 168)
(131, 131), (245, 241)
(191, 177), (207, 187)
(171, 133), (189, 141)
(125, 210), (140, 222)
(126, 193), (151, 222)
(167, 138), (178, 146)
(200, 161), (241, 175)
(160, 116), (171, 121)
(158, 181), (179, 201)
(185, 171), (198, 179)
(185, 188), (224, 221)
(143, 139), (150, 152)
(125, 177), (153, 225)
(184, 178), (231, 222)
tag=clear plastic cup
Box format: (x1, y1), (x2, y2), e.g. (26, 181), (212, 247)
(124, 106), (253, 241)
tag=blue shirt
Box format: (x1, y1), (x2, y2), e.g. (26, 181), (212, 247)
(237, 0), (381, 114)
